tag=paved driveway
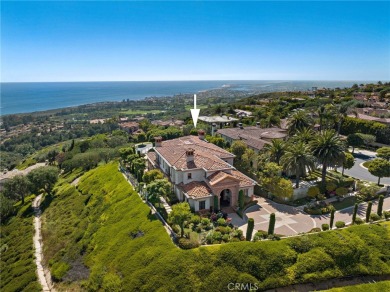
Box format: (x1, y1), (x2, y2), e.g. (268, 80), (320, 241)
(237, 196), (390, 237)
(344, 149), (390, 185)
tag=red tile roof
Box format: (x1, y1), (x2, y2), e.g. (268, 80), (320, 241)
(155, 135), (235, 171)
(179, 181), (213, 199)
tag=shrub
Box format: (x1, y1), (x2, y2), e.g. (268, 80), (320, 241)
(370, 213), (381, 222)
(201, 218), (211, 226)
(253, 230), (268, 241)
(326, 182), (337, 192)
(384, 211), (390, 219)
(177, 238), (200, 249)
(51, 261), (70, 281)
(335, 187), (348, 197)
(222, 234), (230, 242)
(217, 217), (227, 226)
(190, 215), (201, 225)
(307, 186), (320, 198)
(309, 227), (321, 233)
(212, 231), (223, 242)
(354, 217), (364, 225)
(322, 224), (329, 231)
(335, 221), (345, 229)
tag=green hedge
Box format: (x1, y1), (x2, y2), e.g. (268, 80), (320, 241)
(43, 163), (390, 291)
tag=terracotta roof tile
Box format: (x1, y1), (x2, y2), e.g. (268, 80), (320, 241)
(155, 135), (235, 171)
(179, 181), (213, 199)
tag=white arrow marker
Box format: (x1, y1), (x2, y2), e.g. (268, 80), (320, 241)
(190, 94), (200, 128)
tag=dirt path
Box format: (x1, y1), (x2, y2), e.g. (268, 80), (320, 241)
(33, 195), (56, 292)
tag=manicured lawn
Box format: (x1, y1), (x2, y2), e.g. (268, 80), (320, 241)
(331, 196), (358, 210)
(120, 109), (163, 115)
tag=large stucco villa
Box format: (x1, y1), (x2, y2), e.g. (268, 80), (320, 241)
(146, 130), (256, 212)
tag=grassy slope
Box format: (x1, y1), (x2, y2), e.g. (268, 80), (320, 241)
(323, 280), (390, 291)
(44, 162), (390, 291)
(0, 196), (41, 292)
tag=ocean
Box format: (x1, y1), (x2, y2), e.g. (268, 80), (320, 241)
(0, 80), (364, 116)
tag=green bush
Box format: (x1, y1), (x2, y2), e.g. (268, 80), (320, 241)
(335, 187), (348, 197)
(370, 213), (381, 222)
(335, 221), (346, 229)
(354, 217), (364, 225)
(246, 218), (255, 241)
(177, 238), (200, 249)
(201, 218), (211, 226)
(253, 230), (268, 241)
(190, 215), (201, 225)
(384, 211), (390, 219)
(51, 261), (70, 281)
(326, 182), (337, 192)
(217, 218), (227, 226)
(321, 224), (329, 231)
(308, 227), (321, 233)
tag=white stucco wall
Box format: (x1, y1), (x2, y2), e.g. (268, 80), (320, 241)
(182, 169), (205, 184)
(190, 197), (211, 211)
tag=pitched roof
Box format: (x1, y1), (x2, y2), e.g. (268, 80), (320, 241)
(155, 135), (235, 171)
(207, 171), (240, 186)
(230, 170), (257, 187)
(217, 126), (287, 151)
(179, 181), (213, 199)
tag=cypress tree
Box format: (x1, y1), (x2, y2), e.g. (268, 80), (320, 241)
(214, 196), (219, 212)
(377, 195), (384, 217)
(268, 213), (276, 235)
(366, 201), (372, 222)
(246, 218), (254, 241)
(238, 190), (244, 210)
(330, 209), (335, 229)
(352, 203), (358, 224)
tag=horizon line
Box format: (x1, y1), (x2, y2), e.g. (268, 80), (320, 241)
(1, 79), (387, 84)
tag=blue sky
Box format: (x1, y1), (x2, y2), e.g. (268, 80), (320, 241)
(1, 1), (389, 82)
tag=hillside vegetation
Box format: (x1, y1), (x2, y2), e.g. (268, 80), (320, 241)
(0, 196), (41, 292)
(43, 162), (390, 291)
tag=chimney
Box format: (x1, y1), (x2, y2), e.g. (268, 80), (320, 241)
(154, 136), (162, 147)
(186, 148), (195, 163)
(238, 123), (243, 129)
(211, 123), (217, 137)
(198, 129), (205, 140)
(256, 122), (260, 128)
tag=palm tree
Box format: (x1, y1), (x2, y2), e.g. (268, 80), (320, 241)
(336, 104), (349, 135)
(310, 130), (346, 188)
(292, 128), (315, 144)
(287, 110), (312, 135)
(281, 142), (316, 188)
(263, 139), (285, 165)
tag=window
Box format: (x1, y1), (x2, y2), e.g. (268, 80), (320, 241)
(187, 173), (192, 179)
(199, 200), (206, 210)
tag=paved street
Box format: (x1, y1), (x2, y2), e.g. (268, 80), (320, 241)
(344, 149), (390, 185)
(237, 196), (390, 237)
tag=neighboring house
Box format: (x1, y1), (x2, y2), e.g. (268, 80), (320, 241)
(146, 130), (256, 212)
(119, 121), (140, 134)
(217, 125), (288, 153)
(89, 118), (107, 124)
(234, 109), (252, 118)
(198, 115), (239, 129)
(151, 118), (185, 128)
